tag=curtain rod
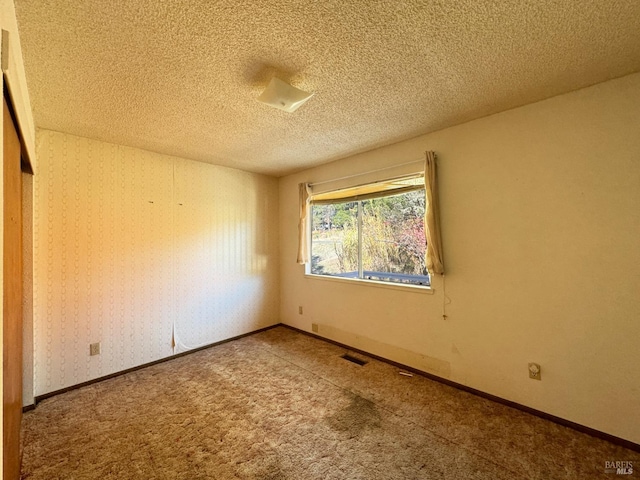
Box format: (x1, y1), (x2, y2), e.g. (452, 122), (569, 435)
(308, 158), (424, 188)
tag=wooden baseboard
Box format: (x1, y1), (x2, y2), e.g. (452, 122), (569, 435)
(280, 324), (640, 453)
(27, 321), (639, 453)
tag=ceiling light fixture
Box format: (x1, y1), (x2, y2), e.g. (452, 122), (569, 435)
(257, 77), (314, 113)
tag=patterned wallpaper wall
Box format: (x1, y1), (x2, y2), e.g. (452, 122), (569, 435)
(32, 130), (280, 396)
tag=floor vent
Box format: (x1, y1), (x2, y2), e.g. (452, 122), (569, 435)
(341, 354), (368, 366)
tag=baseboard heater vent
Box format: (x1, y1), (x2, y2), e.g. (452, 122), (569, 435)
(341, 354), (368, 366)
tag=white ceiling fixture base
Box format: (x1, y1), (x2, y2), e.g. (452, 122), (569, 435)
(257, 77), (314, 113)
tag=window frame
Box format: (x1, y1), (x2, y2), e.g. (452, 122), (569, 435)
(305, 183), (432, 291)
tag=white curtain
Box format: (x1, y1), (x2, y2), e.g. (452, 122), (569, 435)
(425, 151), (444, 275)
(296, 183), (311, 264)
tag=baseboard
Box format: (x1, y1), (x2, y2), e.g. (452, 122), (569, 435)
(28, 321), (639, 453)
(280, 324), (640, 453)
(33, 323), (280, 405)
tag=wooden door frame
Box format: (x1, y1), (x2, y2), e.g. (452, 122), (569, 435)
(3, 80), (31, 480)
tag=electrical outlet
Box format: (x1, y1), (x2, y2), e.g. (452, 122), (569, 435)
(298, 306), (303, 315)
(312, 323), (318, 333)
(528, 362), (541, 380)
(90, 342), (101, 356)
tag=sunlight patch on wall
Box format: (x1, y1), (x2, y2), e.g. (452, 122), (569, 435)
(32, 130), (280, 396)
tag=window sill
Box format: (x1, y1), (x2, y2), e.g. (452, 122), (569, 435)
(304, 273), (435, 294)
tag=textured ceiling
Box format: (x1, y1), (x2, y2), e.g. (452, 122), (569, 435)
(14, 0), (640, 176)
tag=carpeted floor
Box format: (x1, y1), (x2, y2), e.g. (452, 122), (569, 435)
(21, 326), (639, 479)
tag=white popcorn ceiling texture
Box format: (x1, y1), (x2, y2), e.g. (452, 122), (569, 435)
(14, 0), (640, 176)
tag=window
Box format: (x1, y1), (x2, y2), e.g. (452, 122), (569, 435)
(310, 177), (430, 287)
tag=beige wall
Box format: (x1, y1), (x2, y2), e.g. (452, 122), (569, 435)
(33, 130), (280, 396)
(279, 72), (640, 444)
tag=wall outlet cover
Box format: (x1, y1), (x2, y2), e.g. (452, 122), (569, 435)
(528, 362), (541, 380)
(90, 342), (101, 356)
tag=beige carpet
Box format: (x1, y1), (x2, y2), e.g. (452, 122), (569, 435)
(21, 327), (639, 479)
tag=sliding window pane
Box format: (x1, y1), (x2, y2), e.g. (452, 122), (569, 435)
(361, 191), (429, 285)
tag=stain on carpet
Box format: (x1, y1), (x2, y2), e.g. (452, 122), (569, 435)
(326, 394), (381, 435)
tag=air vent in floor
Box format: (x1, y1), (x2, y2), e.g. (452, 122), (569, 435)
(341, 354), (368, 366)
